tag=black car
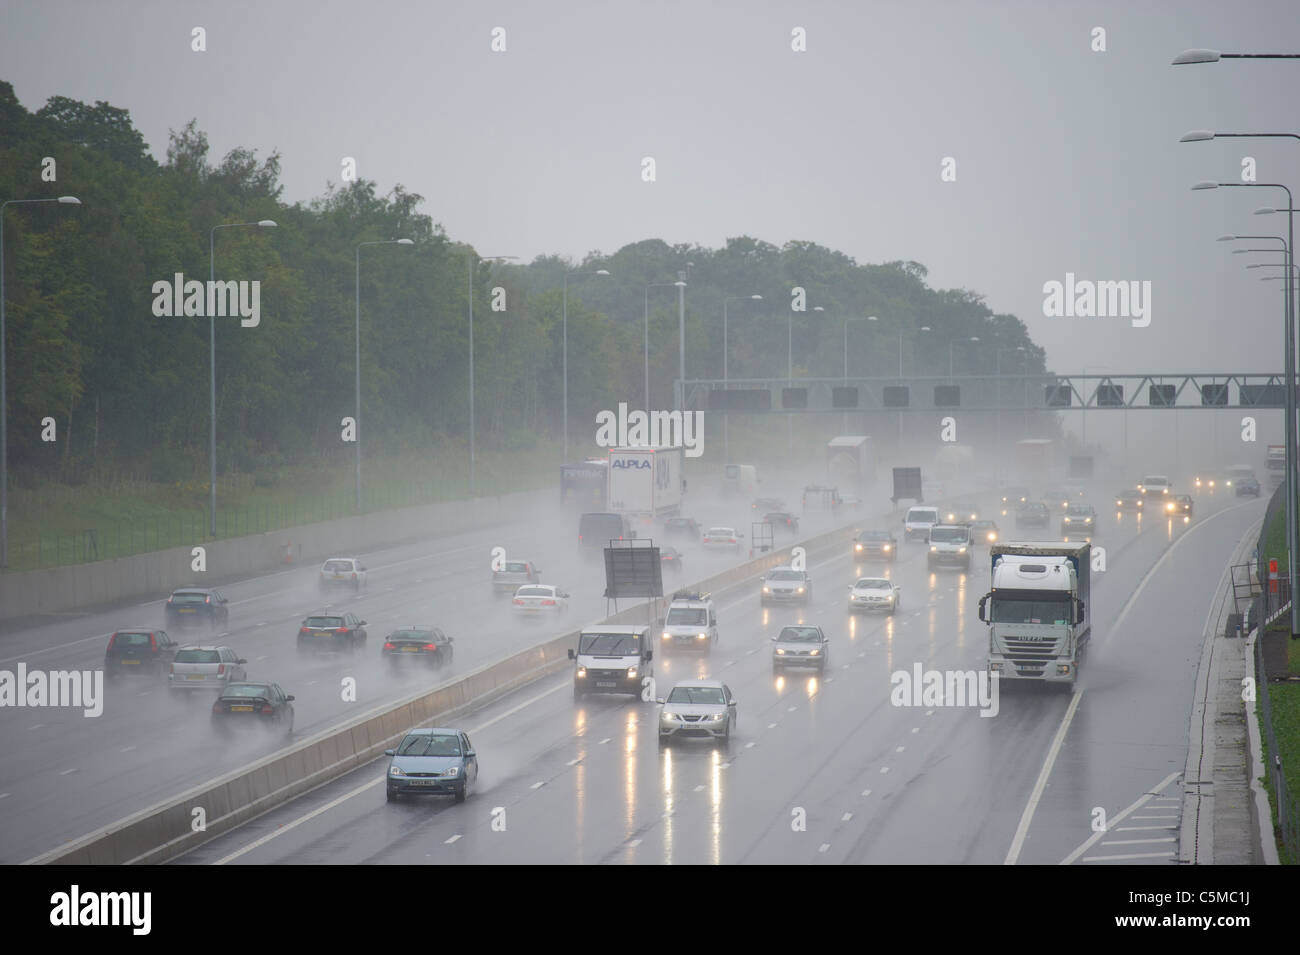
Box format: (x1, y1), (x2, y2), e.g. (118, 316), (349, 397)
(104, 628), (178, 679)
(764, 511), (800, 534)
(751, 497), (785, 513)
(382, 627), (454, 668)
(297, 612), (368, 653)
(662, 517), (701, 541)
(1165, 494), (1194, 518)
(1016, 502), (1050, 528)
(853, 529), (898, 562)
(660, 545), (685, 574)
(1236, 476), (1261, 498)
(211, 682), (295, 735)
(164, 588), (230, 631)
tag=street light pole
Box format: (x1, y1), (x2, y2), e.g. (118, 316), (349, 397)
(1, 196), (80, 568)
(467, 253), (516, 496)
(355, 238), (413, 512)
(562, 268), (610, 462)
(843, 316), (867, 433)
(721, 294), (761, 462)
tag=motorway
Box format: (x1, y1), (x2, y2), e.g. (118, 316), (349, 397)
(0, 474), (850, 863)
(161, 484), (1262, 865)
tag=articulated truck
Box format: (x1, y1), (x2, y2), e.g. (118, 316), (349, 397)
(977, 542), (1090, 688)
(606, 446), (684, 524)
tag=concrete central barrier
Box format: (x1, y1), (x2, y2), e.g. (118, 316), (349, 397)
(28, 489), (985, 864)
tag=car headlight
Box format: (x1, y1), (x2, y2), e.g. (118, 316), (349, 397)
(1063, 517), (1071, 523)
(809, 649), (820, 655)
(443, 766), (459, 777)
(855, 544), (863, 551)
(662, 632), (671, 640)
(762, 586), (771, 593)
(958, 546), (967, 553)
(883, 544), (891, 551)
(389, 766), (406, 777)
(697, 633), (707, 640)
(796, 587), (805, 593)
(627, 666), (638, 678)
(930, 545), (938, 552)
(576, 666), (587, 678)
(711, 713), (726, 721)
(1084, 517), (1092, 523)
(1137, 500), (1142, 507)
(1116, 500), (1122, 507)
(775, 648), (786, 655)
(662, 712), (678, 721)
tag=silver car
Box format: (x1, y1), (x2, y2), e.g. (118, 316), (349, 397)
(168, 645), (248, 695)
(771, 625), (829, 673)
(658, 680), (737, 746)
(848, 577), (901, 615)
(761, 566), (813, 605)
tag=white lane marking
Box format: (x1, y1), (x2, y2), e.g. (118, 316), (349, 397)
(599, 737), (611, 745)
(627, 838), (641, 848)
(861, 789), (871, 797)
(879, 767), (890, 774)
(911, 727), (919, 734)
(1058, 771), (1182, 866)
(59, 768), (77, 776)
(1101, 837), (1177, 845)
(120, 745), (136, 753)
(787, 705), (796, 712)
(0, 793), (8, 799)
(818, 843), (830, 853)
(694, 784), (705, 792)
(744, 741), (755, 749)
(1130, 814), (1178, 820)
(257, 622), (268, 627)
(895, 746), (905, 753)
(1081, 851), (1175, 862)
(1005, 690), (1083, 865)
(925, 710), (934, 716)
(444, 834), (461, 844)
(1116, 825), (1177, 831)
(530, 781), (544, 789)
(215, 679), (569, 864)
(566, 757), (581, 766)
(28, 723), (44, 731)
(841, 812), (853, 821)
(256, 656), (268, 661)
(719, 762), (731, 769)
(767, 723), (777, 729)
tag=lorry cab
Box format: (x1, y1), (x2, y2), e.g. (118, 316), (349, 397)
(568, 625), (653, 700)
(660, 591), (719, 654)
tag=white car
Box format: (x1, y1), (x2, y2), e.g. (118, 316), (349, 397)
(848, 577), (901, 615)
(657, 680), (737, 746)
(903, 506), (939, 542)
(168, 645), (248, 694)
(702, 526), (743, 551)
(512, 584), (569, 615)
(319, 557), (368, 592)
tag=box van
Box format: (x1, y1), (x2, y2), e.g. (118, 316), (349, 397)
(904, 505), (939, 541)
(578, 512), (637, 553)
(1139, 474), (1171, 497)
(927, 523), (971, 571)
(661, 592), (718, 654)
(723, 464), (760, 496)
(568, 625), (653, 701)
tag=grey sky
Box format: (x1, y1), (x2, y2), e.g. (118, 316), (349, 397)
(3, 0), (1298, 467)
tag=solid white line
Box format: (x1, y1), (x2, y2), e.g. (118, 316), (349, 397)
(1081, 851), (1174, 862)
(1004, 689), (1083, 865)
(566, 757), (581, 766)
(444, 834), (461, 844)
(59, 768), (76, 776)
(599, 737), (611, 745)
(627, 838), (641, 848)
(1101, 837), (1176, 845)
(1059, 770), (1181, 865)
(529, 781), (544, 789)
(1116, 825), (1178, 831)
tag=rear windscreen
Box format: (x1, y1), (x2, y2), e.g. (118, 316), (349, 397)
(304, 616), (344, 628)
(907, 510), (937, 522)
(113, 632), (152, 647)
(174, 649), (220, 663)
(170, 592), (207, 605)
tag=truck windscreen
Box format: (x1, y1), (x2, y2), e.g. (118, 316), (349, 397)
(991, 596), (1071, 625)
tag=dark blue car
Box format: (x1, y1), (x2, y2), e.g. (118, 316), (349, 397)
(386, 728), (478, 803)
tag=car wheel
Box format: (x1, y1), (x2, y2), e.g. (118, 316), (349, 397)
(454, 783), (467, 804)
(285, 711), (294, 735)
(659, 734), (670, 748)
(387, 788), (398, 803)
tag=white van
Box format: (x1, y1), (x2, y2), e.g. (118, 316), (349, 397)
(904, 505), (940, 542)
(568, 626), (653, 701)
(723, 463), (760, 496)
(1139, 474), (1171, 497)
(661, 592), (719, 654)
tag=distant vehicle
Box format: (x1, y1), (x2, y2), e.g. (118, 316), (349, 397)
(904, 505), (940, 542)
(512, 584), (569, 616)
(211, 682), (294, 735)
(969, 520), (1000, 546)
(848, 577), (901, 615)
(1192, 469), (1219, 491)
(764, 511), (800, 534)
(1062, 479), (1087, 499)
(752, 496), (785, 513)
(319, 557), (368, 594)
(761, 566), (813, 605)
(827, 435), (875, 493)
(164, 588), (229, 631)
(168, 645), (247, 695)
(297, 612), (368, 653)
(1061, 503), (1098, 539)
(944, 507), (979, 524)
(928, 524), (971, 571)
(1000, 486), (1031, 507)
(578, 511), (637, 552)
(1236, 475), (1262, 498)
(1224, 465), (1256, 491)
(840, 492), (862, 510)
(657, 680), (737, 747)
(662, 516), (701, 541)
(771, 625), (830, 673)
(105, 629), (178, 679)
(492, 559), (542, 596)
(1042, 488), (1073, 511)
(702, 526), (743, 551)
(1164, 494), (1193, 520)
(854, 529), (897, 562)
(1115, 489), (1144, 511)
(801, 484), (842, 513)
(722, 463), (760, 496)
(660, 545), (685, 575)
(1138, 474), (1172, 497)
(606, 445), (684, 521)
(382, 627), (454, 669)
(385, 728), (477, 803)
(569, 626), (653, 701)
(1016, 502), (1051, 529)
(661, 592), (718, 654)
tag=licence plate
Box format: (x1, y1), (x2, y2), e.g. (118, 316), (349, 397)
(179, 608), (195, 614)
(596, 681), (616, 687)
(401, 646), (419, 652)
(121, 659), (141, 665)
(413, 780), (436, 787)
(230, 705), (254, 712)
(332, 574), (346, 580)
(186, 675), (206, 681)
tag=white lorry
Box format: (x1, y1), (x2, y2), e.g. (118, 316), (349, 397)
(978, 542), (1091, 688)
(606, 446), (684, 522)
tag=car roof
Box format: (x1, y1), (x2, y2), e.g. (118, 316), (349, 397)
(221, 682), (272, 691)
(176, 644), (225, 651)
(171, 588), (214, 594)
(580, 625), (648, 635)
(404, 727), (464, 736)
(323, 556), (359, 561)
(671, 679), (724, 689)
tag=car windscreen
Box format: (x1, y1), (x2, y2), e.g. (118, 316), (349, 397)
(221, 685), (270, 699)
(855, 579), (891, 590)
(767, 570), (804, 581)
(1066, 506), (1093, 516)
(304, 616), (344, 628)
(666, 608), (707, 625)
(725, 465), (739, 477)
(706, 528), (734, 536)
(170, 592), (208, 604)
(113, 632), (152, 647)
(1023, 504), (1047, 514)
(503, 562), (529, 573)
(666, 686), (725, 705)
(906, 510), (937, 522)
(579, 632), (641, 655)
(322, 560), (353, 573)
(778, 627), (821, 643)
(397, 733), (461, 757)
(174, 649), (220, 664)
(390, 630), (434, 641)
(990, 595), (1072, 625)
(516, 586), (550, 597)
(929, 527), (968, 543)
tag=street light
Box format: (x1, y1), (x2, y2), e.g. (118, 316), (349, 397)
(355, 238), (414, 512)
(206, 218), (276, 537)
(948, 335), (979, 380)
(842, 316), (867, 433)
(562, 268), (610, 462)
(721, 293), (762, 462)
(1172, 50), (1300, 65)
(1, 196), (81, 567)
(468, 252), (517, 496)
(646, 281), (687, 410)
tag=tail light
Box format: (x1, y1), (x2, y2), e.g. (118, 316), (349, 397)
(169, 663), (175, 675)
(578, 535), (583, 543)
(217, 664), (226, 676)
(150, 633), (158, 651)
(212, 702), (222, 714)
(352, 572), (357, 580)
(337, 628), (350, 636)
(542, 599), (556, 606)
(300, 627), (310, 635)
(261, 704), (273, 714)
(513, 598), (524, 605)
(423, 643), (438, 650)
(205, 595), (211, 604)
(383, 642), (396, 650)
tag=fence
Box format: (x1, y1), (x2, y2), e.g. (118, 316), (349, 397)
(1253, 477), (1299, 862)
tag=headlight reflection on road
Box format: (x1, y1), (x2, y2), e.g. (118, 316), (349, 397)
(709, 748), (722, 865)
(624, 711), (638, 842)
(661, 745), (674, 865)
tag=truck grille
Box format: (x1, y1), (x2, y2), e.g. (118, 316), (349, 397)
(1002, 637), (1059, 676)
